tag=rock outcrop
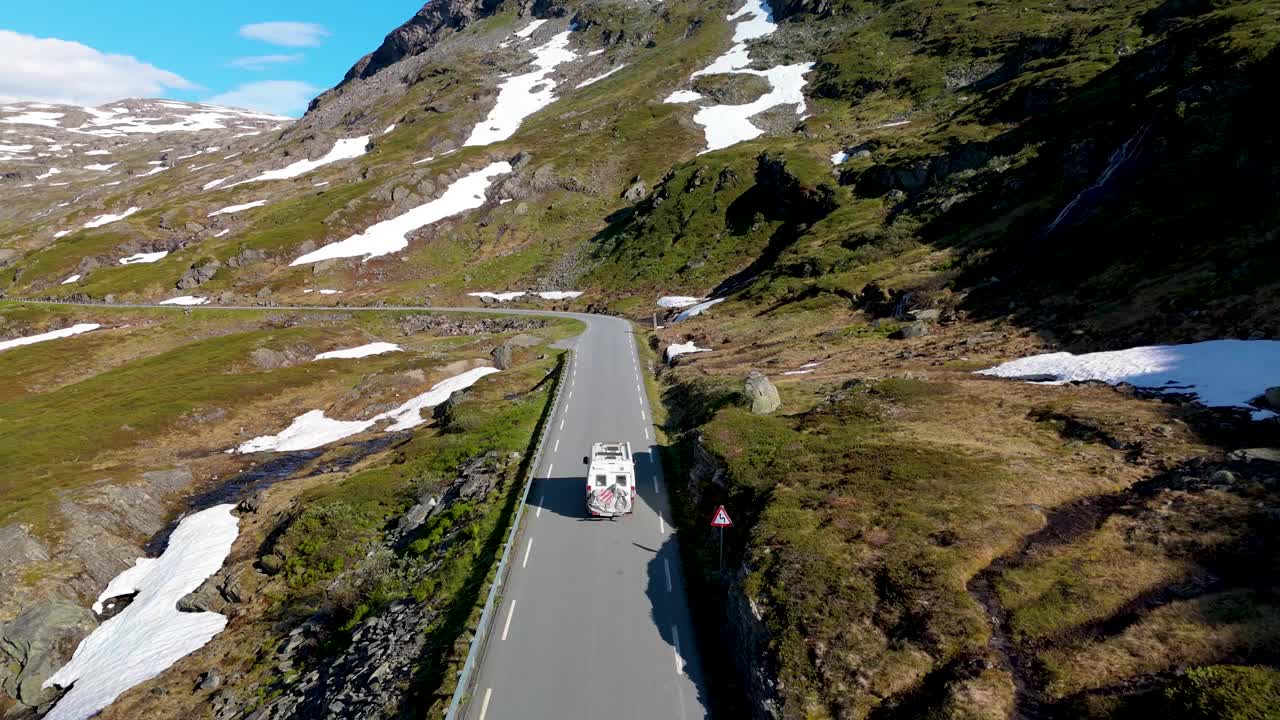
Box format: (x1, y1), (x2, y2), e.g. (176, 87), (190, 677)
(0, 601), (97, 709)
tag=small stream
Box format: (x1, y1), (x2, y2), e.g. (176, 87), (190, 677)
(144, 434), (406, 555)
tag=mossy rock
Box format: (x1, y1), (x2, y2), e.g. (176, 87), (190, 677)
(690, 73), (772, 105)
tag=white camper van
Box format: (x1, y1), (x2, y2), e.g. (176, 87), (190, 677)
(583, 441), (635, 517)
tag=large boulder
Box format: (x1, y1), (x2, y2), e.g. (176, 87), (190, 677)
(0, 601), (98, 708)
(490, 342), (513, 370)
(745, 371), (782, 415)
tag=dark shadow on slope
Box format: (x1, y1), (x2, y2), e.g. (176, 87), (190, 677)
(860, 17), (1280, 349)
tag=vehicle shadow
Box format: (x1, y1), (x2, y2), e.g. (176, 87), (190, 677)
(643, 532), (714, 716)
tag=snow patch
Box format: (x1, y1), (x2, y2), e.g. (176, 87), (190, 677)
(383, 124), (396, 135)
(1, 111), (65, 128)
(236, 366), (502, 452)
(535, 291), (583, 300)
(0, 323), (100, 352)
(675, 297), (725, 321)
(84, 163), (117, 171)
(291, 162), (511, 265)
(831, 151), (848, 165)
(230, 136), (368, 186)
(657, 296), (701, 309)
(208, 200), (266, 217)
(42, 506), (239, 720)
(978, 340), (1280, 417)
(664, 0), (813, 153)
(61, 274), (81, 285)
(83, 207), (139, 229)
(119, 251), (168, 265)
(514, 19), (548, 38)
(203, 176), (230, 190)
(666, 340), (711, 362)
(576, 65), (626, 88)
(464, 31), (578, 146)
(54, 230), (71, 238)
(314, 342), (402, 361)
(159, 296), (209, 306)
(468, 291), (527, 302)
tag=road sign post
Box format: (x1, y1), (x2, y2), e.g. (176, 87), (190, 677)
(710, 505), (733, 571)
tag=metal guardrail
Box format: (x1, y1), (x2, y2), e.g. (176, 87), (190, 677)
(443, 348), (573, 720)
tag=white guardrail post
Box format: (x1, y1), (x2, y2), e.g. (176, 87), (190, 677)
(443, 348), (572, 720)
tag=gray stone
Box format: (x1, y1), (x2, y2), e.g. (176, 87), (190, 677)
(197, 669), (223, 692)
(908, 308), (941, 322)
(622, 178), (647, 203)
(0, 601), (98, 707)
(490, 343), (513, 370)
(255, 286), (273, 298)
(1211, 470), (1237, 484)
(1227, 448), (1280, 464)
(249, 348), (296, 370)
(177, 259), (222, 290)
(893, 321), (930, 339)
(259, 555), (285, 575)
(745, 371), (781, 415)
(238, 491), (263, 514)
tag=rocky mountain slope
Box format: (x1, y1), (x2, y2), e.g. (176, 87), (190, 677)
(1, 0), (1278, 718)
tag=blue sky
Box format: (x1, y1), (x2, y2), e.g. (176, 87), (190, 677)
(0, 1), (424, 115)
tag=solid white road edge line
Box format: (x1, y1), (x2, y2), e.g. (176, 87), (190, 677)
(522, 537), (533, 568)
(479, 688), (493, 720)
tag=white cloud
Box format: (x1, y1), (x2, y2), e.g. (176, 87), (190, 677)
(204, 80), (319, 117)
(238, 22), (330, 47)
(229, 53), (305, 71)
(0, 30), (197, 106)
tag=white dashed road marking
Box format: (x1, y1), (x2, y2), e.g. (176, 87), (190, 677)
(502, 600), (518, 641)
(522, 537), (534, 568)
(659, 515), (665, 534)
(536, 495), (544, 518)
(479, 688), (493, 720)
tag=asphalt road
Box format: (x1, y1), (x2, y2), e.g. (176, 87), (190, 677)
(13, 300), (711, 719)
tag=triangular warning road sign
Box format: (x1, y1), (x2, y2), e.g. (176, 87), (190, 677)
(710, 505), (733, 528)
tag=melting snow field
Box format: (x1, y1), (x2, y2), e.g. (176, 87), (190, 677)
(664, 0), (813, 153)
(42, 506), (239, 720)
(978, 340), (1280, 416)
(291, 162), (512, 265)
(464, 31), (578, 146)
(468, 291), (526, 302)
(535, 290), (583, 300)
(61, 274), (81, 285)
(314, 342), (402, 360)
(235, 410), (377, 453)
(119, 251), (168, 265)
(83, 207), (139, 229)
(236, 367), (502, 452)
(0, 323), (100, 352)
(675, 298), (725, 322)
(159, 296), (209, 306)
(657, 296), (702, 309)
(666, 340), (711, 362)
(208, 200), (266, 217)
(230, 136), (369, 186)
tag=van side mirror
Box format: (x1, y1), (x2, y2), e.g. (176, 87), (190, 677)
(583, 456), (590, 465)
